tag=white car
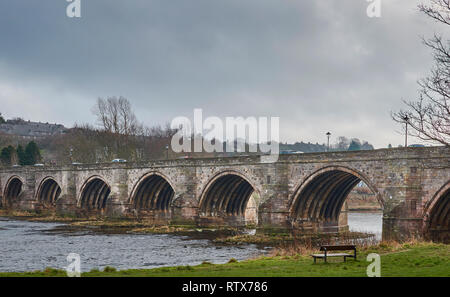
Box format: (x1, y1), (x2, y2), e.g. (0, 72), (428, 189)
(111, 159), (127, 163)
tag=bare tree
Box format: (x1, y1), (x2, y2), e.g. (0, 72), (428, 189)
(393, 1), (450, 146)
(117, 97), (143, 135)
(92, 96), (141, 135)
(419, 0), (450, 25)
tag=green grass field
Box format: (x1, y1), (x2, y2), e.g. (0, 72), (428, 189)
(1, 241), (448, 277)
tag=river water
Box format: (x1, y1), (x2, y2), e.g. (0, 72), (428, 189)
(348, 211), (383, 240)
(0, 212), (382, 272)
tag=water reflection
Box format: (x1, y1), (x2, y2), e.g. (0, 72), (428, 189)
(348, 211), (383, 240)
(0, 218), (262, 272)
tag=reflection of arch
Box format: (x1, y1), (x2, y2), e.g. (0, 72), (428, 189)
(3, 176), (24, 206)
(36, 177), (61, 206)
(424, 181), (449, 235)
(199, 171), (257, 216)
(289, 166), (382, 222)
(79, 176), (111, 210)
(129, 172), (175, 211)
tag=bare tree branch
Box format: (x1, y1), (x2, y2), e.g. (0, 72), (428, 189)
(393, 1), (450, 146)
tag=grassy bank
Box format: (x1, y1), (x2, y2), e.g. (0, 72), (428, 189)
(1, 241), (448, 277)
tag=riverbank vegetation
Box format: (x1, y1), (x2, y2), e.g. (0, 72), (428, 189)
(1, 240), (448, 277)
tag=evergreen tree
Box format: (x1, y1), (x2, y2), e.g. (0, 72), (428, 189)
(16, 145), (27, 165)
(361, 141), (374, 150)
(0, 146), (15, 165)
(348, 139), (362, 151)
(25, 141), (41, 164)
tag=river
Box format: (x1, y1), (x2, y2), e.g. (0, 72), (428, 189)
(0, 212), (382, 272)
(348, 211), (383, 240)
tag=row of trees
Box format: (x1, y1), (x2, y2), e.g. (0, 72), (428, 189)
(2, 96), (379, 165)
(36, 97), (179, 164)
(0, 141), (41, 166)
(280, 138), (375, 153)
(334, 137), (374, 151)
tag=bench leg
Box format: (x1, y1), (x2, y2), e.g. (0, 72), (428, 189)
(344, 256), (346, 262)
(314, 257), (316, 264)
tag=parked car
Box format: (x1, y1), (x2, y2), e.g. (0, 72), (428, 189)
(280, 150), (304, 154)
(34, 163), (44, 167)
(408, 144), (426, 148)
(111, 159), (127, 163)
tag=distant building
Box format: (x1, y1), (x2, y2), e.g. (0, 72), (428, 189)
(0, 118), (67, 139)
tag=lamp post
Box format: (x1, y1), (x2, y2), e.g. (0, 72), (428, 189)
(326, 132), (331, 152)
(403, 115), (409, 147)
(69, 147), (73, 164)
(165, 144), (169, 160)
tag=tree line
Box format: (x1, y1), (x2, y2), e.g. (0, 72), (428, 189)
(280, 137), (374, 153)
(38, 97), (179, 164)
(0, 96), (379, 166)
(0, 141), (41, 166)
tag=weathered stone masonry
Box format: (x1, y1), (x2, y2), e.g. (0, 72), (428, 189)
(0, 146), (448, 241)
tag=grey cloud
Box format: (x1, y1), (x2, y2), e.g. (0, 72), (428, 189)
(0, 0), (444, 147)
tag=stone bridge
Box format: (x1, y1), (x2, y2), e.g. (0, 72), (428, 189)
(0, 146), (449, 242)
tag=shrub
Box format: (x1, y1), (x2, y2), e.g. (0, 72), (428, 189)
(103, 266), (117, 272)
(176, 265), (194, 271)
(43, 267), (61, 276)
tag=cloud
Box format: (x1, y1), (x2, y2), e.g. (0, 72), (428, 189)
(0, 0), (444, 147)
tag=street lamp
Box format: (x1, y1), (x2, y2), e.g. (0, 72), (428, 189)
(69, 147), (73, 164)
(165, 144), (169, 160)
(326, 132), (331, 152)
(403, 115), (409, 147)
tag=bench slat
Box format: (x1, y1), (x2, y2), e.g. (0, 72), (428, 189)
(311, 253), (353, 257)
(320, 245), (356, 251)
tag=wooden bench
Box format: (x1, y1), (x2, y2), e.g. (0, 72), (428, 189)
(311, 245), (357, 263)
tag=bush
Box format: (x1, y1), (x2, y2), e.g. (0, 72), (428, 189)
(176, 265), (194, 271)
(43, 267), (61, 276)
(103, 266), (117, 272)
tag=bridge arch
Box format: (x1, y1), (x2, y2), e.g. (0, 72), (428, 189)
(423, 181), (449, 242)
(199, 170), (259, 223)
(3, 176), (24, 207)
(78, 176), (111, 210)
(289, 166), (382, 227)
(36, 177), (61, 207)
(129, 172), (175, 211)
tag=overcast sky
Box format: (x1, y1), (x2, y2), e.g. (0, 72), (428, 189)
(0, 0), (446, 148)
